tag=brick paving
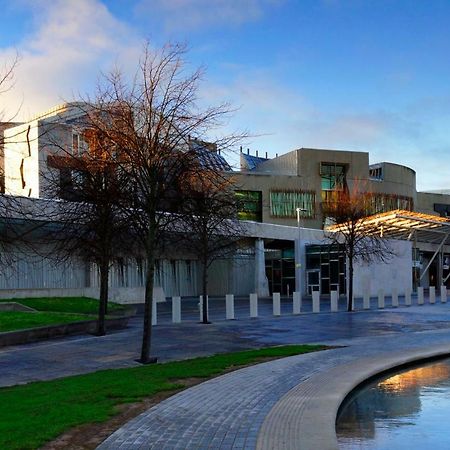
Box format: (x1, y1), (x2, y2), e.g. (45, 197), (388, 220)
(97, 329), (450, 449)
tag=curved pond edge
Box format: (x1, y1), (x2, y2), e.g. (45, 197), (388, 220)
(256, 344), (450, 450)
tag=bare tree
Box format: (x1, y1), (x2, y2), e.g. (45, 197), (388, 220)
(82, 43), (244, 363)
(41, 115), (133, 336)
(323, 185), (394, 312)
(180, 165), (242, 324)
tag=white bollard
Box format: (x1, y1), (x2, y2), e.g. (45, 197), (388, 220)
(331, 291), (338, 312)
(378, 289), (385, 309)
(225, 294), (235, 320)
(273, 292), (281, 316)
(405, 289), (411, 306)
(172, 296), (181, 323)
(441, 286), (447, 304)
(429, 286), (436, 304)
(363, 291), (370, 310)
(418, 286), (424, 305)
(392, 288), (398, 308)
(312, 291), (320, 313)
(199, 295), (209, 321)
(152, 298), (157, 325)
(293, 291), (301, 314)
(250, 293), (258, 318)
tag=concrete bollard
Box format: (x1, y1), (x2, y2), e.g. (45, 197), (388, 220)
(378, 289), (385, 309)
(293, 291), (301, 314)
(392, 288), (398, 308)
(199, 295), (209, 322)
(225, 294), (235, 320)
(418, 286), (424, 305)
(250, 293), (258, 318)
(172, 296), (181, 323)
(429, 286), (436, 304)
(331, 291), (338, 312)
(152, 298), (157, 325)
(405, 289), (411, 306)
(363, 291), (370, 310)
(312, 291), (320, 313)
(441, 286), (447, 304)
(273, 292), (281, 316)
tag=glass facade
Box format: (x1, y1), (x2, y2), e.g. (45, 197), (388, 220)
(269, 190), (315, 218)
(320, 163), (346, 191)
(235, 190), (262, 222)
(365, 193), (413, 214)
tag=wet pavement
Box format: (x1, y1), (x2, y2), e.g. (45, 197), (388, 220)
(1, 296), (450, 387)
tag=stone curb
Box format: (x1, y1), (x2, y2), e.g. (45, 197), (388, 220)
(256, 344), (450, 450)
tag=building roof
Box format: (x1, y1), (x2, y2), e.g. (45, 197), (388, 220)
(327, 209), (450, 245)
(240, 153), (269, 171)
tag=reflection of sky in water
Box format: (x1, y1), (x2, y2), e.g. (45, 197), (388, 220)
(336, 359), (450, 449)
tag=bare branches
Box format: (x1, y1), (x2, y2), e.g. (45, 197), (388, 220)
(323, 183), (395, 311)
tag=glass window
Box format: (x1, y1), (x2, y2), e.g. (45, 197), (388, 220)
(269, 190), (315, 218)
(235, 190), (262, 222)
(320, 163), (346, 191)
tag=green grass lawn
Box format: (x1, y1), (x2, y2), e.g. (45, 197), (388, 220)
(0, 297), (127, 332)
(0, 311), (95, 332)
(0, 344), (326, 449)
(0, 296), (126, 315)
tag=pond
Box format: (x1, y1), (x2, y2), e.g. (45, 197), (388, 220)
(336, 357), (450, 449)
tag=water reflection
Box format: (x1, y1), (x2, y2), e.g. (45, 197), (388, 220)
(336, 359), (450, 449)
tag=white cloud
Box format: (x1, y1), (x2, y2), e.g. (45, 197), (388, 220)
(0, 0), (141, 120)
(135, 0), (283, 32)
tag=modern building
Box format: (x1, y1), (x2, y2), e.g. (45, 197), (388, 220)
(0, 103), (448, 301)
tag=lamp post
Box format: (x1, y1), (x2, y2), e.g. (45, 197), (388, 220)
(295, 207), (307, 295)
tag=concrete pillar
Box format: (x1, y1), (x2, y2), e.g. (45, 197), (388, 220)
(225, 294), (235, 320)
(293, 291), (301, 314)
(378, 289), (385, 309)
(363, 291), (370, 310)
(312, 291), (320, 313)
(172, 296), (181, 323)
(331, 291), (338, 312)
(295, 238), (303, 295)
(199, 295), (209, 321)
(273, 292), (281, 316)
(152, 297), (157, 325)
(255, 239), (269, 297)
(441, 286), (447, 304)
(418, 286), (424, 305)
(405, 289), (411, 306)
(429, 286), (436, 304)
(250, 293), (258, 318)
(392, 288), (398, 308)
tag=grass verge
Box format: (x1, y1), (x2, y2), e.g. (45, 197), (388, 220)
(0, 344), (326, 449)
(0, 311), (95, 332)
(0, 297), (126, 315)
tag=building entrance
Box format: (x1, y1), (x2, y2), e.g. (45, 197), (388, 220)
(306, 244), (346, 295)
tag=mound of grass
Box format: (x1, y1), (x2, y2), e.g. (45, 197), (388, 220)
(0, 344), (326, 449)
(0, 311), (95, 333)
(0, 297), (126, 315)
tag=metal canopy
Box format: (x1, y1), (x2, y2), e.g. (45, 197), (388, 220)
(328, 209), (450, 246)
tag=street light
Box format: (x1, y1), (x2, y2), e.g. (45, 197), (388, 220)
(295, 207), (307, 295)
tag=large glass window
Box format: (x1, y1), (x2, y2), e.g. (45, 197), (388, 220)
(269, 190), (315, 218)
(235, 190), (262, 222)
(320, 163), (346, 191)
(365, 193), (413, 214)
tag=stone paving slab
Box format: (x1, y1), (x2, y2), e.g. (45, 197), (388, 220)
(97, 329), (450, 449)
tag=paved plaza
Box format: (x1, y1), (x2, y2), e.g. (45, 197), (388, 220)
(3, 297), (450, 448)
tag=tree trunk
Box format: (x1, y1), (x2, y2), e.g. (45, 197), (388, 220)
(348, 256), (354, 312)
(201, 257), (209, 324)
(140, 226), (157, 364)
(97, 259), (109, 336)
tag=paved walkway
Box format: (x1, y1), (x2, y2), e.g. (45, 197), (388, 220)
(3, 299), (450, 448)
(2, 300), (450, 386)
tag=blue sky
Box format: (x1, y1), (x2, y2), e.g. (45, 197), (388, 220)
(1, 0), (449, 190)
